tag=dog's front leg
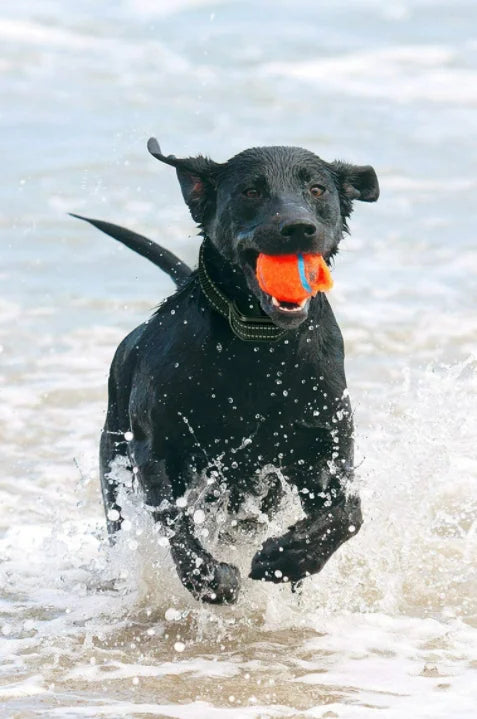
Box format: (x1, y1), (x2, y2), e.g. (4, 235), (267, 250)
(168, 512), (240, 604)
(249, 490), (362, 584)
(132, 442), (240, 604)
(249, 414), (362, 584)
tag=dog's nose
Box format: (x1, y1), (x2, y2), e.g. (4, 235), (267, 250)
(280, 220), (317, 241)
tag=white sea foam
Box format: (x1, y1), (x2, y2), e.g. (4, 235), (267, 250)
(265, 46), (477, 104)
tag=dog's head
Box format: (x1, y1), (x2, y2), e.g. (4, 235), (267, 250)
(148, 139), (379, 329)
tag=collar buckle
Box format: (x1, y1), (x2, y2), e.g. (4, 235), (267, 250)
(228, 301), (288, 343)
(229, 301), (270, 325)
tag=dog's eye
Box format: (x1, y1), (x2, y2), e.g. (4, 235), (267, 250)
(310, 185), (326, 198)
(243, 188), (261, 199)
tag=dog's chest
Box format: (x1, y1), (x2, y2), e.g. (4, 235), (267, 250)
(218, 339), (327, 409)
(172, 340), (333, 463)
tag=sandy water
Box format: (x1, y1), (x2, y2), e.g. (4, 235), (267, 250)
(1, 0), (477, 717)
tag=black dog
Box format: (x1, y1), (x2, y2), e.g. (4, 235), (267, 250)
(74, 139), (379, 604)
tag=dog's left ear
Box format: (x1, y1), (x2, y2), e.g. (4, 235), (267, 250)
(331, 161), (380, 203)
(147, 137), (221, 226)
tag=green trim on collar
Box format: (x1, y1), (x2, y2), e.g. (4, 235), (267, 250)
(198, 241), (288, 343)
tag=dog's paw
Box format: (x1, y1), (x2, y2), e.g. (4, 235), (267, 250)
(249, 532), (309, 583)
(173, 543), (241, 604)
(201, 562), (240, 604)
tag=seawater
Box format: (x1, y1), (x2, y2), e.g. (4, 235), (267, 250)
(1, 1), (476, 717)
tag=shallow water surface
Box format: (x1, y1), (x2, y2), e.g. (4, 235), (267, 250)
(1, 1), (477, 717)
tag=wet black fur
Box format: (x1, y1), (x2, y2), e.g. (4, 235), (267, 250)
(92, 140), (379, 604)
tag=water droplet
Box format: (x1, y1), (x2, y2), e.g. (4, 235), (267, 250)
(174, 641), (185, 652)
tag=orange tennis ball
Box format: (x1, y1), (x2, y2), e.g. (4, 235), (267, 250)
(256, 253), (333, 303)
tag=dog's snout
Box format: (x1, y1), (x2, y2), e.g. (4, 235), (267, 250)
(280, 220), (317, 241)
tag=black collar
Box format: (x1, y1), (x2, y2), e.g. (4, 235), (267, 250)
(198, 241), (288, 343)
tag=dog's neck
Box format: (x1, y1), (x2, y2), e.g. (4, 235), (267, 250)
(201, 238), (257, 309)
(199, 238), (290, 342)
(198, 238), (324, 344)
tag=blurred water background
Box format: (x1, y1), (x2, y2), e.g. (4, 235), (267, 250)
(1, 0), (477, 717)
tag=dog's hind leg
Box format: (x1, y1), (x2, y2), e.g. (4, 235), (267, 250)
(260, 471), (285, 519)
(99, 378), (132, 538)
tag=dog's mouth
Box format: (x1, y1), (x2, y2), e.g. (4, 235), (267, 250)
(240, 248), (311, 326)
(270, 296), (309, 312)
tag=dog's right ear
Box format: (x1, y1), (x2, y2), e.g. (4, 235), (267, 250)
(147, 137), (221, 227)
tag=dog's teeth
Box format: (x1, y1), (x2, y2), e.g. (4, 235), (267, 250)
(271, 296), (307, 312)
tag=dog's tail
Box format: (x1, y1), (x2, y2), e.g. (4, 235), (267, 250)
(69, 214), (192, 287)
